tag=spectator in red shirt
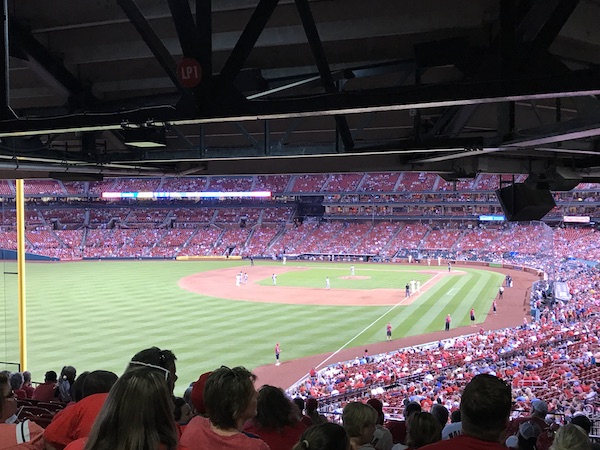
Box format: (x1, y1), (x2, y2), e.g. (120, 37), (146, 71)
(244, 385), (307, 450)
(22, 371), (35, 398)
(32, 370), (58, 402)
(0, 372), (45, 449)
(180, 366), (269, 450)
(420, 374), (512, 450)
(292, 397), (313, 428)
(44, 370), (118, 450)
(9, 373), (27, 400)
(64, 367), (180, 450)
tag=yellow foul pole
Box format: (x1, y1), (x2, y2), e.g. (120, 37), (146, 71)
(16, 179), (27, 371)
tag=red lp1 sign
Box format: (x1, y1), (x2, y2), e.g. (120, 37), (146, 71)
(177, 57), (203, 88)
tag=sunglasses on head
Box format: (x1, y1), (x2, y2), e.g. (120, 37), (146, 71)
(128, 360), (170, 381)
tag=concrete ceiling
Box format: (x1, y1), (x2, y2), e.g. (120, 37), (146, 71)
(0, 0), (599, 184)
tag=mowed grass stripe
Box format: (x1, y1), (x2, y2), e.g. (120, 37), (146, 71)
(402, 276), (470, 335)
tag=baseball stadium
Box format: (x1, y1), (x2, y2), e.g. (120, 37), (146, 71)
(0, 173), (599, 440)
(0, 1), (600, 449)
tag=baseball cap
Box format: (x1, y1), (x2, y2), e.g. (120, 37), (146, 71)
(531, 400), (548, 415)
(519, 421), (542, 440)
(367, 398), (383, 414)
(190, 371), (212, 414)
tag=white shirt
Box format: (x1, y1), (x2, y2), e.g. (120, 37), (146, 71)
(372, 425), (393, 450)
(442, 421), (462, 440)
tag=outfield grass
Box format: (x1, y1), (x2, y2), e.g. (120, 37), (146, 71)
(257, 265), (432, 289)
(0, 260), (503, 395)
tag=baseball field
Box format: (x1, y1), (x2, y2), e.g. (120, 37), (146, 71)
(0, 259), (513, 395)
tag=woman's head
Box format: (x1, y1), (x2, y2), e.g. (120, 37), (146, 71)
(342, 401), (377, 444)
(254, 385), (295, 430)
(84, 367), (177, 450)
(203, 366), (257, 430)
(0, 373), (17, 422)
(293, 422), (350, 450)
(549, 424), (591, 450)
(406, 412), (442, 449)
(128, 346), (178, 393)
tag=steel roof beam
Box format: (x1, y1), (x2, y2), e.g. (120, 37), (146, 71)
(295, 0), (353, 151)
(217, 0), (280, 93)
(1, 69), (600, 137)
(9, 18), (94, 108)
(118, 0), (186, 96)
(517, 0), (580, 53)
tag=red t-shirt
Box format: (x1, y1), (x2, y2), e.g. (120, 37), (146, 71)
(0, 420), (45, 450)
(300, 416), (312, 428)
(421, 434), (505, 450)
(44, 393), (109, 450)
(244, 420), (307, 450)
(23, 384), (35, 399)
(181, 416), (270, 450)
(32, 382), (57, 402)
(385, 420), (407, 444)
(65, 437), (189, 450)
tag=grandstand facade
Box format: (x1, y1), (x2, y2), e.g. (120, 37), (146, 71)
(0, 173), (597, 264)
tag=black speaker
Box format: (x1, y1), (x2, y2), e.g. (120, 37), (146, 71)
(495, 183), (556, 222)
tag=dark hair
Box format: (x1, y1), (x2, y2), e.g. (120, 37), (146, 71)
(60, 366), (77, 382)
(430, 404), (449, 427)
(71, 371), (91, 402)
(129, 347), (176, 372)
(128, 347), (177, 392)
(204, 366), (257, 430)
(22, 371), (31, 384)
(570, 415), (591, 434)
(254, 385), (295, 430)
(83, 367), (177, 450)
(405, 401), (422, 417)
(293, 397), (305, 414)
(450, 409), (461, 423)
(45, 371), (58, 382)
(58, 366), (77, 402)
(460, 374), (512, 441)
(292, 423), (349, 450)
(82, 370), (118, 398)
(406, 412), (442, 449)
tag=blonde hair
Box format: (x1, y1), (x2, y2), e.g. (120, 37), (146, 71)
(549, 424), (591, 450)
(342, 402), (377, 438)
(406, 412), (442, 449)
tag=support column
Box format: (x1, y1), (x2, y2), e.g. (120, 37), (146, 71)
(16, 179), (26, 371)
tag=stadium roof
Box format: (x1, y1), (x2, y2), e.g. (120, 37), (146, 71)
(1, 0), (600, 184)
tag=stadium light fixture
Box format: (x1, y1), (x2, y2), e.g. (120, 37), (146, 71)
(122, 125), (166, 148)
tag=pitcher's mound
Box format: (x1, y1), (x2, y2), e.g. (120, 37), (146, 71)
(339, 275), (371, 280)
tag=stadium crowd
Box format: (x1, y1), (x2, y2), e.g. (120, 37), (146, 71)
(1, 255), (597, 450)
(1, 174), (599, 449)
(1, 217), (599, 264)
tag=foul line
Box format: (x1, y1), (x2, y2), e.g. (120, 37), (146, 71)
(289, 271), (445, 389)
